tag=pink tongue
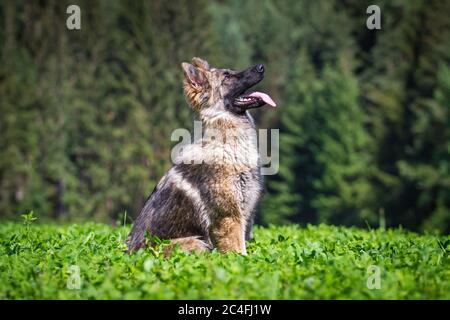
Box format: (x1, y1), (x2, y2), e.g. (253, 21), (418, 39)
(249, 92), (277, 107)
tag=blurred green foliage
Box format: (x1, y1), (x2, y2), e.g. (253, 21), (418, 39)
(0, 0), (449, 232)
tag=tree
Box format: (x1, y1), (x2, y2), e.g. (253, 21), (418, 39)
(264, 53), (374, 226)
(398, 65), (450, 233)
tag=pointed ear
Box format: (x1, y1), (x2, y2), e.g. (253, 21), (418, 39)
(181, 62), (205, 88)
(192, 57), (210, 70)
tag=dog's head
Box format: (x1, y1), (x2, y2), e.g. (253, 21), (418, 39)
(181, 57), (276, 116)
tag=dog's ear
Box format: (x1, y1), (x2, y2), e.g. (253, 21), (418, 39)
(192, 57), (210, 70)
(182, 62), (206, 89)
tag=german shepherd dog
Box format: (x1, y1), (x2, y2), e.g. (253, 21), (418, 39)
(126, 57), (276, 255)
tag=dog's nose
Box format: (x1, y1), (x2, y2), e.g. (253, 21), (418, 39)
(256, 64), (264, 73)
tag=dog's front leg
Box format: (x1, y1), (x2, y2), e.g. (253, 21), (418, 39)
(210, 215), (247, 255)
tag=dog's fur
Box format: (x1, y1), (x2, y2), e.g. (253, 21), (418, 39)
(126, 57), (271, 255)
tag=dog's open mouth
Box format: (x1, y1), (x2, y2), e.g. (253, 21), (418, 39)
(234, 91), (277, 108)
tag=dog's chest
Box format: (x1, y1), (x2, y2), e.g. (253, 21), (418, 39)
(234, 169), (262, 216)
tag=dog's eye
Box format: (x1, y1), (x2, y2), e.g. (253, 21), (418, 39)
(223, 72), (231, 79)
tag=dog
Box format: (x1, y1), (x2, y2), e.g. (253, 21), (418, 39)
(126, 57), (276, 255)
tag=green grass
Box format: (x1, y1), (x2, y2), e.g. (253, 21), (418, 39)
(0, 221), (448, 299)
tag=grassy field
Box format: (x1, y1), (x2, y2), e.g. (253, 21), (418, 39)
(0, 219), (448, 299)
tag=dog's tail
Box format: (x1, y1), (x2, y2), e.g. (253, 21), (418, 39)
(163, 236), (212, 256)
(125, 221), (147, 253)
(126, 234), (212, 256)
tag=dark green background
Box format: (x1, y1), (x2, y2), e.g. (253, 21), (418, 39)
(0, 0), (449, 233)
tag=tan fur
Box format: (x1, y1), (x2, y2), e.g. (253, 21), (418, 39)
(210, 216), (246, 254)
(192, 57), (210, 70)
(163, 236), (211, 257)
(183, 82), (205, 111)
(207, 171), (247, 254)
